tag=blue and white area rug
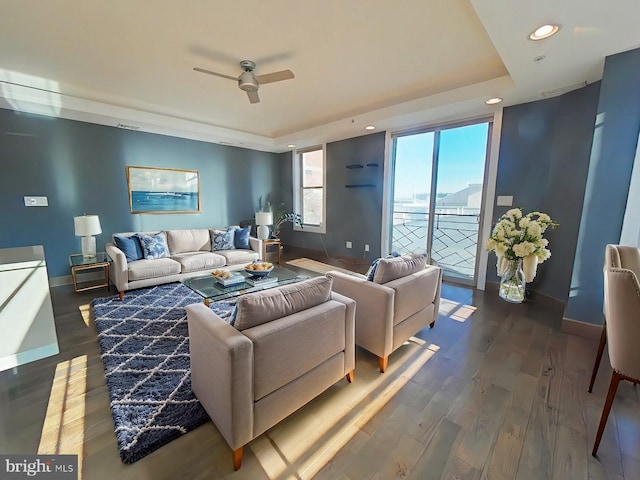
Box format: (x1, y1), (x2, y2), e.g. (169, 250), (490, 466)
(91, 283), (236, 464)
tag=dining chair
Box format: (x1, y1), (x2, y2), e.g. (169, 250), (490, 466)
(590, 244), (640, 456)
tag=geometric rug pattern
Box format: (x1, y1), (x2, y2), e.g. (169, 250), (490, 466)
(91, 282), (236, 464)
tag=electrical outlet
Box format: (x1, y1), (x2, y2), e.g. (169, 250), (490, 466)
(346, 241), (352, 249)
(365, 244), (370, 252)
(24, 196), (48, 207)
(496, 195), (513, 207)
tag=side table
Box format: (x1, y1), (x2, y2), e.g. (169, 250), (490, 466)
(69, 252), (111, 292)
(262, 238), (281, 264)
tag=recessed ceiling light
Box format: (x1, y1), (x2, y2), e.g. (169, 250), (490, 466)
(485, 97), (503, 105)
(364, 125), (376, 131)
(287, 144), (296, 148)
(529, 24), (560, 41)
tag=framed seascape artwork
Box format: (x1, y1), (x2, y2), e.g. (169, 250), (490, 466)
(126, 166), (201, 214)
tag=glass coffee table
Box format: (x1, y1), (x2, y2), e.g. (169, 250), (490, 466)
(181, 265), (308, 306)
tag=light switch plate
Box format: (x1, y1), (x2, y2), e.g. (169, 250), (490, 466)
(496, 195), (513, 207)
(24, 196), (48, 207)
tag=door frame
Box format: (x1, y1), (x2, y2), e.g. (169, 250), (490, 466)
(381, 112), (503, 290)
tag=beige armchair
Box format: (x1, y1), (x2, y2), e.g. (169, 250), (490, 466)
(589, 244), (640, 456)
(186, 276), (355, 470)
(327, 255), (442, 373)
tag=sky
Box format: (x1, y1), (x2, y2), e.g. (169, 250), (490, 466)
(394, 122), (489, 199)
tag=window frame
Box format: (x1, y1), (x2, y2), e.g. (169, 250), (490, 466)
(292, 144), (326, 234)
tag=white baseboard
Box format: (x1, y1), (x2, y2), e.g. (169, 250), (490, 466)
(49, 271), (105, 287)
(49, 275), (72, 286)
(561, 317), (603, 340)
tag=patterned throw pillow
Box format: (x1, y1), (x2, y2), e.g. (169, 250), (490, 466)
(211, 228), (235, 251)
(366, 258), (381, 281)
(228, 305), (238, 327)
(136, 232), (170, 259)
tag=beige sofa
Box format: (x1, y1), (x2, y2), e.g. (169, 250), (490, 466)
(185, 276), (355, 470)
(327, 254), (442, 372)
(106, 228), (262, 300)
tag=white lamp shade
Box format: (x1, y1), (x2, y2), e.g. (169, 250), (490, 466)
(255, 211), (273, 226)
(74, 215), (102, 236)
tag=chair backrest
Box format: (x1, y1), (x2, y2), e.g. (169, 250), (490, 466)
(604, 244), (640, 381)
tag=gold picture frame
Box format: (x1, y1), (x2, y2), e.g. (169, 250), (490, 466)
(126, 166), (201, 214)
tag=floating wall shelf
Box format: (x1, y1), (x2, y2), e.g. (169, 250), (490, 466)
(345, 161), (378, 188)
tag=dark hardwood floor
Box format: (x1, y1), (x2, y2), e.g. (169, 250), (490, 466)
(1, 248), (638, 479)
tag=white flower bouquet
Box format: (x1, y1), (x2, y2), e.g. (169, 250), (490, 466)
(485, 208), (558, 282)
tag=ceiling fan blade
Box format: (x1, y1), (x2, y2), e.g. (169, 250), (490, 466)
(247, 90), (260, 104)
(255, 70), (294, 84)
(193, 67), (237, 81)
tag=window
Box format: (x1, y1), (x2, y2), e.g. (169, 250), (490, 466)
(389, 119), (492, 284)
(293, 145), (325, 233)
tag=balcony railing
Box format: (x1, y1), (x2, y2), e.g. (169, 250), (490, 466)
(391, 210), (480, 279)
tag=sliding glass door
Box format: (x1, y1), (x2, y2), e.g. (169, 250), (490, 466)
(390, 120), (491, 283)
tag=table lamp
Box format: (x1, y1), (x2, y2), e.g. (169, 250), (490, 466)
(74, 214), (102, 258)
(255, 211), (273, 240)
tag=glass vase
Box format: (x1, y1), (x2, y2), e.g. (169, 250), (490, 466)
(499, 259), (526, 303)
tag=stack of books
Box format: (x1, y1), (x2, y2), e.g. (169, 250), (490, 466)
(215, 273), (244, 287)
(246, 275), (278, 287)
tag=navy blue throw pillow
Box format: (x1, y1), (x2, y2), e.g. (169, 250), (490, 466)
(234, 226), (251, 249)
(366, 258), (381, 281)
(114, 235), (144, 263)
(229, 304), (238, 327)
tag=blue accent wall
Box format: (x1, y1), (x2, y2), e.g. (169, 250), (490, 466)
(279, 132), (385, 263)
(487, 83), (601, 301)
(0, 109), (282, 277)
(565, 47), (640, 324)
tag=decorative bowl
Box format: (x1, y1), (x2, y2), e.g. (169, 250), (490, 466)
(244, 262), (274, 277)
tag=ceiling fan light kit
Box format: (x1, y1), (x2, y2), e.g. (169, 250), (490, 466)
(194, 59), (294, 104)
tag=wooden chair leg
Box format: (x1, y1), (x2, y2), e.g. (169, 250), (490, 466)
(119, 290), (125, 301)
(346, 370), (354, 383)
(429, 320), (436, 328)
(592, 371), (621, 457)
(379, 356), (388, 373)
(233, 447), (243, 471)
(588, 325), (607, 393)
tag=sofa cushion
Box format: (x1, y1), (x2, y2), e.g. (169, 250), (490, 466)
(373, 254), (427, 284)
(171, 252), (226, 273)
(366, 252), (400, 281)
(234, 277), (333, 330)
(136, 232), (170, 260)
(128, 258), (181, 281)
(244, 301), (346, 401)
(166, 229), (211, 255)
(216, 249), (259, 265)
(114, 235), (144, 263)
(388, 266), (441, 324)
(234, 226), (251, 249)
(211, 228), (235, 251)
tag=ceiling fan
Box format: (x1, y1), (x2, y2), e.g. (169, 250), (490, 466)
(194, 60), (294, 104)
